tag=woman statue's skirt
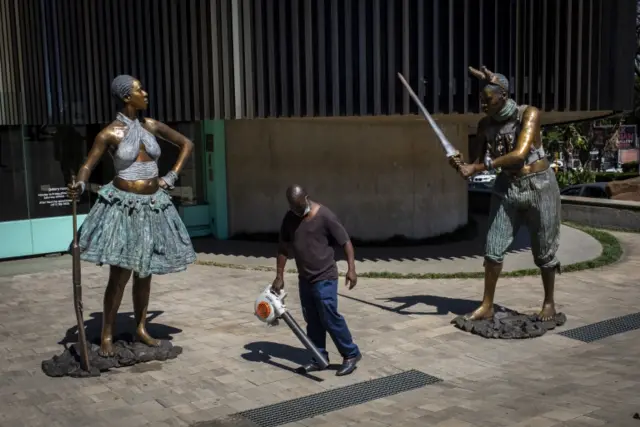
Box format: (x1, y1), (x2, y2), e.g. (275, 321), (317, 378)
(75, 182), (197, 278)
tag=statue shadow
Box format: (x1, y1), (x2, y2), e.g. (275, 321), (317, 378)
(191, 214), (532, 263)
(241, 341), (340, 382)
(340, 293), (508, 316)
(58, 310), (182, 348)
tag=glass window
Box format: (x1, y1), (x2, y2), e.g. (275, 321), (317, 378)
(24, 125), (91, 219)
(0, 126), (29, 222)
(158, 122), (204, 206)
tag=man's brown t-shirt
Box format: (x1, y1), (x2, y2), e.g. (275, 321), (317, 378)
(280, 205), (350, 283)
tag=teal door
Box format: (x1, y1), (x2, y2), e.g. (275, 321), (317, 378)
(202, 120), (229, 240)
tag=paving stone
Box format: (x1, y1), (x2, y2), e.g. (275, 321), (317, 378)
(0, 232), (639, 426)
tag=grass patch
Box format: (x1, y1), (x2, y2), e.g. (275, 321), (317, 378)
(194, 223), (623, 279)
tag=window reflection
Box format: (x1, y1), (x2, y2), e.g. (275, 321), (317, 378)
(24, 125), (91, 219)
(0, 121), (205, 224)
(160, 122), (204, 206)
(0, 127), (28, 222)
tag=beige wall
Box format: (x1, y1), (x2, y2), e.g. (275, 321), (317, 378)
(561, 196), (640, 231)
(225, 117), (469, 241)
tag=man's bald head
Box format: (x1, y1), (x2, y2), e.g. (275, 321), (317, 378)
(286, 185), (310, 216)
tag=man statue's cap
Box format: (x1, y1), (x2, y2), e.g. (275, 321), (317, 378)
(469, 66), (509, 92)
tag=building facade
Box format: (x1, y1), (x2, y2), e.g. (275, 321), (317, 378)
(0, 0), (636, 259)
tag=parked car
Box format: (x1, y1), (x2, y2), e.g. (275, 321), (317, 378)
(470, 172), (496, 185)
(560, 182), (610, 199)
(605, 167), (622, 173)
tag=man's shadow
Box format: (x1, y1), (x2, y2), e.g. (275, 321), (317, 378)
(339, 293), (506, 316)
(241, 341), (341, 382)
(59, 310), (182, 348)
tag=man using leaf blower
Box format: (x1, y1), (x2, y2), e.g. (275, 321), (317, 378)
(271, 185), (362, 376)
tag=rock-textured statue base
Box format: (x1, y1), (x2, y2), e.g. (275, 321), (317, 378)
(452, 309), (567, 339)
(41, 334), (182, 378)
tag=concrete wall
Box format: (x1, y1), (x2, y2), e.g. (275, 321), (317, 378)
(561, 196), (640, 231)
(225, 118), (469, 241)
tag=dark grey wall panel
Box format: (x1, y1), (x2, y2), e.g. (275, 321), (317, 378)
(245, 0), (634, 118)
(0, 0), (21, 125)
(4, 0), (234, 125)
(0, 0), (636, 126)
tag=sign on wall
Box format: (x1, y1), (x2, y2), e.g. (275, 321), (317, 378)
(616, 125), (637, 150)
(592, 124), (637, 149)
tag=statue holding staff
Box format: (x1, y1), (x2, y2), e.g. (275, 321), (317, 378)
(67, 75), (197, 357)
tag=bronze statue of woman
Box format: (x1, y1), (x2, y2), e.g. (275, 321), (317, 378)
(68, 75), (197, 356)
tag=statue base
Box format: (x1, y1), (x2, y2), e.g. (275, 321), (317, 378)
(41, 334), (182, 378)
(451, 309), (567, 339)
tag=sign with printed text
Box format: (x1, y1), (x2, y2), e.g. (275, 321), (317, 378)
(592, 124), (637, 149)
(616, 125), (637, 150)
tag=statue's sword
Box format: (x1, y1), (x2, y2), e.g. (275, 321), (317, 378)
(397, 73), (460, 160)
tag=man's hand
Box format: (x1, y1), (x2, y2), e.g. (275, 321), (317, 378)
(345, 269), (357, 290)
(448, 154), (463, 171)
(271, 276), (284, 294)
(458, 163), (477, 179)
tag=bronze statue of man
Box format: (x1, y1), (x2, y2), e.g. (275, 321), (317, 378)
(451, 66), (562, 322)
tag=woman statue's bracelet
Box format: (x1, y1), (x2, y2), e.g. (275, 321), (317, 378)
(162, 171), (179, 188)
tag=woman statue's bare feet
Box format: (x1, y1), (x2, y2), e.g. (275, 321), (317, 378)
(99, 337), (115, 357)
(538, 302), (557, 322)
(136, 326), (161, 347)
(464, 304), (495, 321)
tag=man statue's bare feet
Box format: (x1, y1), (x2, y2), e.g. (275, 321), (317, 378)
(136, 326), (161, 347)
(538, 302), (557, 322)
(98, 338), (115, 357)
(464, 304), (495, 321)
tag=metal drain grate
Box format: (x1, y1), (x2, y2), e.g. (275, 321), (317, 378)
(558, 312), (640, 343)
(236, 369), (441, 427)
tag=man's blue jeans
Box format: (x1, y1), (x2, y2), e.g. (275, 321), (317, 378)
(298, 278), (360, 361)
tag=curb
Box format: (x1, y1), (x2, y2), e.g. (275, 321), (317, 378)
(195, 223), (623, 279)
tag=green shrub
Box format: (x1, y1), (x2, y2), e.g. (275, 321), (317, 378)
(556, 169), (596, 189)
(621, 161), (639, 173)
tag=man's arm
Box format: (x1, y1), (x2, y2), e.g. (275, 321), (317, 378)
(274, 217), (290, 288)
(325, 210), (355, 270)
(491, 106), (540, 169)
(343, 240), (356, 272)
(276, 236), (289, 280)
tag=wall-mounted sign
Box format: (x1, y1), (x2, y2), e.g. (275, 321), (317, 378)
(616, 125), (637, 150)
(37, 185), (72, 209)
(593, 124), (637, 150)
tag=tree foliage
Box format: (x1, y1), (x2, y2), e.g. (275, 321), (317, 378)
(541, 2), (640, 165)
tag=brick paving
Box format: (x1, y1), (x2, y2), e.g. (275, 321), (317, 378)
(0, 231), (638, 426)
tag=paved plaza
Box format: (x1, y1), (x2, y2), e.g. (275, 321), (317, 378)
(0, 231), (639, 426)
